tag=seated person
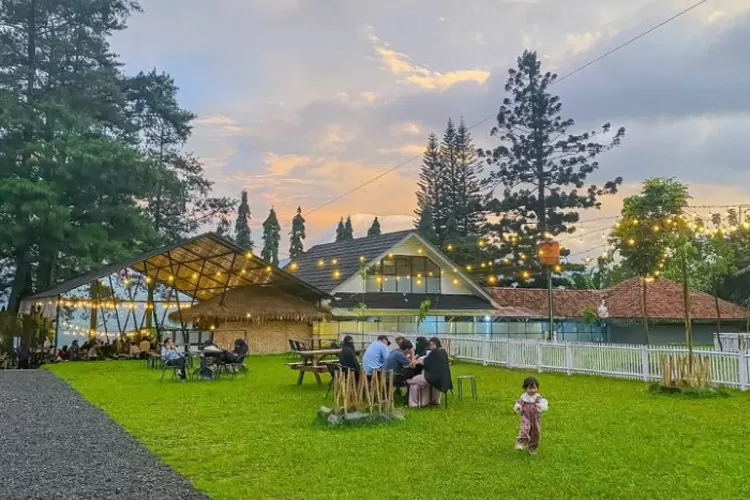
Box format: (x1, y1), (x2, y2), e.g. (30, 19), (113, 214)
(415, 337), (429, 357)
(407, 337), (452, 407)
(161, 338), (186, 380)
(138, 337), (151, 358)
(382, 339), (416, 389)
(128, 341), (140, 359)
(68, 340), (81, 361)
(337, 335), (360, 377)
(57, 345), (69, 362)
(362, 335), (391, 379)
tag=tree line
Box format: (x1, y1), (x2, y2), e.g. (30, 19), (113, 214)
(413, 51), (624, 287)
(0, 0), (232, 312)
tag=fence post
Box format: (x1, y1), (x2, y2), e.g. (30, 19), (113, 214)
(536, 342), (542, 373)
(565, 342), (572, 376)
(482, 338), (489, 366)
(739, 351), (748, 391)
(641, 346), (649, 382)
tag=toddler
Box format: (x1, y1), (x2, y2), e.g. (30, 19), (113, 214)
(513, 376), (549, 455)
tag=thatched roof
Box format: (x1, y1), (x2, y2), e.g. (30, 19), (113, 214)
(168, 284), (331, 325)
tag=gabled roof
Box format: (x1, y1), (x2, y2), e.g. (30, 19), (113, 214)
(286, 230), (499, 307)
(487, 277), (748, 321)
(24, 233), (329, 306)
(285, 230), (414, 292)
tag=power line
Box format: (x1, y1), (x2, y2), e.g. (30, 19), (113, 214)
(304, 0), (711, 217)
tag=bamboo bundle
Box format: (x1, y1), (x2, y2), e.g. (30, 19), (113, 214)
(331, 368), (396, 416)
(660, 354), (710, 388)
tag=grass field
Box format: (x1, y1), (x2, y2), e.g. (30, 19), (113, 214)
(49, 358), (750, 499)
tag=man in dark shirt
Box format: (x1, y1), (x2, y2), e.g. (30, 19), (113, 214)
(383, 339), (415, 389)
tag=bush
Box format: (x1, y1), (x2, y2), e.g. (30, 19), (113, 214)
(648, 383), (730, 399)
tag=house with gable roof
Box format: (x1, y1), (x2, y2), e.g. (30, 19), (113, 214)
(286, 230), (542, 338)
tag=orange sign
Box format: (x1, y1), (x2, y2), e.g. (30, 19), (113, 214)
(538, 241), (560, 266)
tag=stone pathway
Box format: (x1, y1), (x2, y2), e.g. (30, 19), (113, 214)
(0, 370), (208, 500)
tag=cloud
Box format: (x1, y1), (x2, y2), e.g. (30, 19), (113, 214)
(110, 0), (750, 244)
(370, 32), (490, 90)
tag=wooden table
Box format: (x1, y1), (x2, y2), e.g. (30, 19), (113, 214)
(287, 348), (360, 388)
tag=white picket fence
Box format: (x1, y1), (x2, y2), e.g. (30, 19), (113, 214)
(345, 333), (750, 391)
(713, 333), (750, 353)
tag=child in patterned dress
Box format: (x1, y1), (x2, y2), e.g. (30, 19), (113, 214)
(513, 376), (549, 455)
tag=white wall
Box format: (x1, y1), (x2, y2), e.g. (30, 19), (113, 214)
(334, 235), (477, 296)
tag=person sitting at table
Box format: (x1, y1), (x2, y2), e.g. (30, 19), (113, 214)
(232, 338), (249, 358)
(383, 339), (417, 390)
(128, 340), (140, 358)
(138, 337), (151, 358)
(362, 335), (390, 379)
(423, 337), (452, 404)
(338, 335), (360, 377)
(69, 340), (81, 361)
(161, 338), (186, 380)
(56, 345), (69, 362)
(415, 336), (429, 357)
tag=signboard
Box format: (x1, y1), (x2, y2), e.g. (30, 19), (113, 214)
(537, 240), (560, 266)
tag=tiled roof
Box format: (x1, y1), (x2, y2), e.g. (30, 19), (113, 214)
(602, 277), (747, 321)
(487, 277), (748, 321)
(487, 288), (600, 318)
(331, 293), (541, 318)
(284, 230), (413, 292)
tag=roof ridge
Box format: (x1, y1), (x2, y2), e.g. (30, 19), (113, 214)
(305, 229), (414, 252)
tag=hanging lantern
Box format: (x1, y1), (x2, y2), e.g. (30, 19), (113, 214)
(537, 240), (560, 266)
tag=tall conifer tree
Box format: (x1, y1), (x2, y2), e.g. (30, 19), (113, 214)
(289, 207), (306, 258)
(261, 208), (281, 266)
(235, 191), (253, 249)
(367, 217), (382, 237)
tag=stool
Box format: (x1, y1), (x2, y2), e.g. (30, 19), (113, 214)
(456, 375), (477, 400)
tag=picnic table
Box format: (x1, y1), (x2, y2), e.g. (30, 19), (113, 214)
(286, 348), (359, 388)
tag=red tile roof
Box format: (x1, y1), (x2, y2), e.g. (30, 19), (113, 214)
(487, 277), (748, 321)
(486, 288), (600, 318)
(492, 306), (545, 319)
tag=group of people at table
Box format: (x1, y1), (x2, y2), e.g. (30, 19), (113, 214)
(336, 334), (452, 407)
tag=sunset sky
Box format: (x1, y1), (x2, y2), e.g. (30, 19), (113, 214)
(112, 0), (750, 259)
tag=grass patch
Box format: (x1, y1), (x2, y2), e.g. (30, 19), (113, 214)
(49, 357), (750, 499)
(648, 383), (731, 399)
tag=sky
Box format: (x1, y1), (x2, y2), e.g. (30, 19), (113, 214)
(111, 0), (750, 260)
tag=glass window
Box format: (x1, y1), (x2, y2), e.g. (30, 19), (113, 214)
(369, 255), (441, 294)
(382, 258), (395, 276)
(412, 276), (426, 293)
(425, 276), (440, 293)
(382, 276), (396, 292)
(395, 257), (410, 278)
(365, 275), (381, 292)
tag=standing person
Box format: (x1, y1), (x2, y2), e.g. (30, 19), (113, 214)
(513, 376), (549, 455)
(161, 338), (186, 380)
(361, 335), (390, 378)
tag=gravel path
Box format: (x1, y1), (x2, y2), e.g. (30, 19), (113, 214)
(0, 370), (209, 500)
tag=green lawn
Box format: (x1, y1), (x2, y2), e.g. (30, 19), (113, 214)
(49, 358), (750, 499)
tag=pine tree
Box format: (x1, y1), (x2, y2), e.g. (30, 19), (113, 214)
(414, 133), (443, 239)
(367, 217), (382, 237)
(343, 216), (354, 240)
(289, 207), (306, 258)
(482, 51), (625, 287)
(335, 218), (346, 242)
(261, 208), (281, 266)
(454, 118), (484, 236)
(416, 208), (438, 243)
(438, 119), (458, 241)
(235, 191), (253, 249)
